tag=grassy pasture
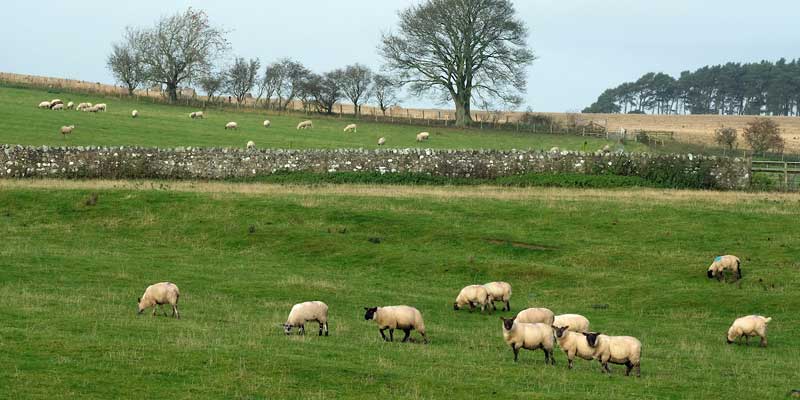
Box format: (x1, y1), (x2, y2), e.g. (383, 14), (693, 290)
(0, 181), (798, 399)
(0, 85), (640, 152)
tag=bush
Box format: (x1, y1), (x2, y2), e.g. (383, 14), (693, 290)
(714, 127), (737, 150)
(636, 131), (651, 145)
(744, 118), (784, 155)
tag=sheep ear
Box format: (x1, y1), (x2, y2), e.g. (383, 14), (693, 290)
(364, 307), (369, 311)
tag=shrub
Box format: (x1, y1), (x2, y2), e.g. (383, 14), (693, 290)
(744, 118), (784, 155)
(714, 127), (737, 151)
(636, 131), (651, 145)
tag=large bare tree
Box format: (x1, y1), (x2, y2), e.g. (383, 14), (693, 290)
(107, 28), (147, 95)
(372, 74), (400, 115)
(340, 64), (372, 117)
(226, 57), (261, 104)
(131, 8), (229, 102)
(380, 0), (535, 126)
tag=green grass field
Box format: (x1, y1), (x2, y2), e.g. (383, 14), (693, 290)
(0, 85), (642, 152)
(1, 180), (798, 399)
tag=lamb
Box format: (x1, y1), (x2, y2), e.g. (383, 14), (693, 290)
(483, 281), (512, 311)
(51, 103), (64, 111)
(190, 111), (204, 119)
(38, 101), (51, 109)
(225, 122), (238, 130)
(553, 314), (590, 333)
(66, 101), (75, 110)
(131, 110), (139, 118)
(60, 125), (75, 138)
(727, 315), (771, 347)
(136, 282), (180, 319)
(554, 325), (595, 369)
(246, 140), (256, 150)
(453, 285), (491, 313)
(297, 120), (313, 130)
(263, 120), (271, 128)
(283, 301), (329, 336)
(364, 305), (428, 343)
(378, 137), (386, 146)
(500, 317), (556, 365)
(582, 332), (642, 377)
(416, 132), (430, 142)
(95, 103), (107, 112)
(516, 307), (555, 325)
(707, 255), (742, 281)
(343, 124), (357, 133)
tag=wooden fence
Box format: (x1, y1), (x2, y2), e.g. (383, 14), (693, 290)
(751, 161), (800, 191)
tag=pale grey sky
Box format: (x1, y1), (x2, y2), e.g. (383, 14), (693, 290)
(1, 0), (798, 112)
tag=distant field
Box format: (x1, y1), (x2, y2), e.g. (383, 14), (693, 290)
(1, 180), (798, 399)
(0, 86), (633, 152)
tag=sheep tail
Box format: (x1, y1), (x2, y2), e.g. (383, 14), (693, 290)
(764, 317), (772, 324)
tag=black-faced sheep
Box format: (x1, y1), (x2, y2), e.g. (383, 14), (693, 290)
(707, 255), (742, 281)
(364, 306), (427, 343)
(500, 317), (556, 365)
(483, 281), (512, 311)
(582, 332), (641, 377)
(554, 325), (595, 369)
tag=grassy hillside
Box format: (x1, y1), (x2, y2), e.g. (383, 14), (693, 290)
(0, 85), (640, 151)
(1, 181), (798, 399)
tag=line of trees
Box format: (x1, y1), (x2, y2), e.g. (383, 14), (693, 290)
(584, 59), (800, 116)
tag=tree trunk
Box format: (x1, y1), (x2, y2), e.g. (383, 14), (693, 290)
(454, 94), (472, 127)
(127, 86), (135, 96)
(167, 83), (179, 103)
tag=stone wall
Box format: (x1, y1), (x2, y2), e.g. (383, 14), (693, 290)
(0, 145), (751, 189)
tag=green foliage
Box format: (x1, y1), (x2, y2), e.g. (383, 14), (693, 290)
(714, 126), (738, 150)
(744, 118), (785, 155)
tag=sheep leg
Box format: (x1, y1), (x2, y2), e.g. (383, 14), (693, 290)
(299, 324), (305, 336)
(152, 305), (158, 317)
(745, 336), (749, 346)
(625, 361), (633, 376)
(512, 345), (520, 362)
(389, 329), (394, 342)
(602, 362), (611, 374)
(505, 300), (510, 311)
(568, 358), (574, 369)
(379, 329), (388, 342)
(172, 304), (180, 319)
(318, 321), (324, 336)
(323, 322), (329, 336)
(759, 335), (767, 347)
(635, 363), (641, 377)
(420, 332), (428, 344)
(468, 302), (475, 312)
(401, 329), (411, 343)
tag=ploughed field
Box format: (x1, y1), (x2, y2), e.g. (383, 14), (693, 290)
(0, 85), (638, 151)
(0, 181), (798, 399)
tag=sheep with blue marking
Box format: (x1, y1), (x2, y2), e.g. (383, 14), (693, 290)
(707, 255), (741, 281)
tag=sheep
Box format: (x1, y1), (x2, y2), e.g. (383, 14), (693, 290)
(483, 281), (512, 311)
(76, 102), (92, 111)
(263, 120), (271, 128)
(344, 124), (357, 133)
(378, 137), (386, 146)
(453, 285), (491, 313)
(516, 307), (555, 325)
(553, 314), (590, 333)
(225, 122), (238, 130)
(582, 332), (642, 377)
(51, 103), (64, 111)
(601, 144), (612, 153)
(85, 105), (100, 113)
(707, 255), (742, 281)
(553, 325), (596, 369)
(50, 99), (63, 106)
(131, 110), (139, 118)
(297, 120), (313, 130)
(190, 111), (204, 119)
(38, 101), (51, 109)
(246, 140), (256, 150)
(284, 301), (329, 336)
(500, 317), (556, 365)
(416, 132), (430, 142)
(364, 305), (428, 343)
(727, 315), (771, 347)
(549, 147), (561, 154)
(66, 101), (75, 110)
(136, 282), (180, 319)
(60, 125), (75, 138)
(95, 103), (107, 112)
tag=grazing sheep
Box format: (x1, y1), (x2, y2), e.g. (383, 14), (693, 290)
(51, 103), (64, 111)
(95, 103), (107, 112)
(60, 125), (75, 138)
(246, 140), (256, 150)
(364, 306), (428, 343)
(263, 120), (271, 128)
(131, 110), (139, 118)
(136, 282), (180, 319)
(85, 105), (100, 113)
(416, 132), (430, 142)
(582, 332), (642, 377)
(297, 120), (313, 130)
(549, 147), (561, 154)
(727, 315), (771, 347)
(66, 101), (75, 110)
(500, 317), (556, 365)
(554, 325), (596, 369)
(378, 137), (386, 146)
(483, 281), (512, 311)
(707, 255), (742, 281)
(190, 111), (204, 119)
(50, 99), (63, 106)
(38, 101), (51, 109)
(453, 285), (491, 313)
(225, 122), (238, 130)
(516, 307), (555, 325)
(344, 124), (357, 133)
(284, 301), (329, 336)
(553, 314), (590, 333)
(76, 102), (92, 111)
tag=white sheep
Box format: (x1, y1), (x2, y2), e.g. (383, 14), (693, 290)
(246, 140), (256, 150)
(553, 314), (590, 333)
(297, 120), (313, 130)
(364, 306), (428, 343)
(85, 105), (100, 113)
(66, 101), (75, 110)
(60, 125), (75, 137)
(727, 315), (771, 347)
(500, 317), (556, 364)
(483, 281), (512, 311)
(284, 301), (329, 336)
(263, 120), (271, 128)
(190, 111), (204, 119)
(225, 122), (238, 130)
(76, 102), (92, 111)
(344, 124), (357, 133)
(50, 99), (63, 106)
(131, 110), (139, 118)
(553, 325), (596, 369)
(38, 101), (51, 109)
(51, 103), (64, 111)
(95, 103), (107, 112)
(136, 282), (180, 319)
(516, 307), (555, 325)
(707, 255), (742, 281)
(453, 285), (491, 313)
(378, 137), (386, 146)
(582, 332), (641, 377)
(416, 132), (430, 142)
(549, 147), (561, 154)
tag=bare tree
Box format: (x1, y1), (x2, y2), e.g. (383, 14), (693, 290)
(255, 63), (282, 109)
(372, 74), (400, 115)
(131, 8), (229, 102)
(107, 28), (147, 95)
(744, 118), (785, 156)
(314, 70), (344, 114)
(380, 0), (535, 126)
(198, 70), (225, 103)
(714, 126), (738, 153)
(226, 57), (261, 104)
(278, 59), (311, 111)
(340, 64), (372, 117)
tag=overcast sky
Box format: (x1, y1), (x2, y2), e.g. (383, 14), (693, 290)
(1, 0), (798, 112)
